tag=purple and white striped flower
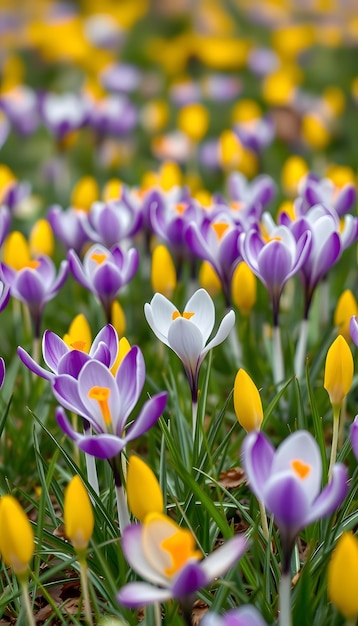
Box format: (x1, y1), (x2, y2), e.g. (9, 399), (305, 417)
(82, 199), (142, 248)
(299, 174), (356, 217)
(144, 288), (235, 402)
(68, 243), (139, 322)
(17, 324), (119, 381)
(117, 512), (248, 608)
(53, 346), (167, 459)
(47, 205), (90, 254)
(242, 430), (348, 572)
(202, 606), (267, 626)
(40, 91), (90, 141)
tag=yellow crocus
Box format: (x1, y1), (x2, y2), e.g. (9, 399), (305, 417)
(151, 245), (176, 298)
(177, 103), (209, 143)
(64, 476), (94, 554)
(334, 290), (358, 342)
(328, 532), (358, 619)
(126, 456), (164, 523)
(301, 113), (330, 150)
(281, 155), (308, 197)
(63, 314), (92, 353)
(198, 261), (221, 298)
(29, 219), (54, 257)
(3, 231), (31, 270)
(159, 161), (182, 190)
(111, 300), (126, 338)
(102, 178), (122, 202)
(71, 176), (99, 212)
(0, 495), (34, 578)
(324, 335), (354, 409)
(234, 368), (263, 432)
(232, 262), (257, 315)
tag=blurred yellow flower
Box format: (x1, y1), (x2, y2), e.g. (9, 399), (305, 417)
(177, 103), (209, 143)
(29, 219), (54, 257)
(151, 245), (177, 298)
(334, 290), (358, 342)
(0, 495), (34, 578)
(281, 155), (308, 197)
(102, 179), (122, 202)
(232, 262), (257, 315)
(301, 113), (330, 150)
(234, 368), (263, 432)
(328, 532), (358, 619)
(71, 176), (99, 212)
(199, 261), (221, 297)
(111, 301), (126, 340)
(159, 161), (182, 190)
(3, 231), (31, 270)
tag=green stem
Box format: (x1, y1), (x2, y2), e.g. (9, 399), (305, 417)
(328, 405), (341, 482)
(278, 572), (292, 626)
(79, 557), (93, 626)
(20, 579), (36, 626)
(258, 498), (269, 541)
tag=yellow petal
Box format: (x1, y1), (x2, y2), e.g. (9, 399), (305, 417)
(159, 161), (182, 190)
(151, 245), (177, 297)
(177, 103), (209, 142)
(324, 335), (354, 408)
(63, 314), (92, 353)
(71, 176), (99, 212)
(198, 261), (221, 298)
(64, 476), (94, 552)
(126, 456), (163, 522)
(3, 231), (31, 270)
(29, 219), (54, 257)
(234, 368), (263, 432)
(111, 300), (126, 338)
(232, 262), (257, 315)
(110, 336), (131, 376)
(328, 532), (358, 618)
(0, 495), (34, 577)
(334, 290), (358, 342)
(102, 178), (122, 202)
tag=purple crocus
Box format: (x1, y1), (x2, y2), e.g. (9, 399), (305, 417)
(53, 346), (167, 460)
(1, 255), (68, 337)
(88, 94), (137, 137)
(299, 174), (356, 217)
(0, 357), (5, 390)
(0, 85), (40, 136)
(242, 430), (348, 573)
(47, 205), (90, 254)
(350, 414), (358, 461)
(202, 606), (267, 626)
(234, 115), (275, 153)
(117, 512), (248, 614)
(82, 199), (142, 248)
(68, 243), (139, 322)
(17, 324), (118, 381)
(40, 91), (90, 142)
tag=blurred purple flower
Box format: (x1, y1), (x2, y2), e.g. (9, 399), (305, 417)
(47, 205), (90, 254)
(234, 116), (275, 153)
(299, 174), (356, 217)
(242, 430), (348, 572)
(350, 414), (358, 461)
(0, 357), (5, 389)
(83, 199), (142, 248)
(202, 606), (267, 626)
(53, 346), (167, 459)
(40, 91), (90, 141)
(68, 243), (139, 322)
(1, 255), (68, 337)
(0, 86), (40, 136)
(18, 324), (118, 381)
(88, 94), (137, 137)
(99, 63), (141, 93)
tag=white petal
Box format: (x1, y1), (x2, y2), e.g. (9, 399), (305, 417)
(144, 293), (178, 345)
(201, 310), (236, 360)
(184, 289), (215, 344)
(200, 535), (248, 580)
(168, 318), (204, 374)
(121, 525), (168, 586)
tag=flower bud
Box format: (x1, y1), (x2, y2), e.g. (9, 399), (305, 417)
(334, 290), (358, 342)
(232, 262), (257, 315)
(234, 368), (263, 432)
(0, 495), (34, 578)
(126, 456), (163, 522)
(64, 476), (94, 553)
(328, 532), (358, 619)
(324, 335), (353, 409)
(29, 219), (54, 257)
(151, 245), (176, 298)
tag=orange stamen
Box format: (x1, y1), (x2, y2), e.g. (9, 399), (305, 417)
(211, 222), (229, 240)
(70, 340), (87, 351)
(88, 386), (111, 425)
(91, 252), (107, 264)
(161, 529), (201, 577)
(175, 203), (188, 214)
(291, 459), (311, 480)
(171, 310), (195, 320)
(25, 260), (41, 270)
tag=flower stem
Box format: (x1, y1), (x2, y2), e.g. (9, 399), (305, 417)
(78, 557), (93, 626)
(294, 318), (309, 379)
(258, 498), (269, 541)
(328, 406), (341, 482)
(273, 325), (284, 387)
(84, 451), (99, 497)
(192, 400), (198, 440)
(228, 323), (242, 367)
(115, 484), (130, 534)
(20, 579), (36, 626)
(278, 572), (292, 626)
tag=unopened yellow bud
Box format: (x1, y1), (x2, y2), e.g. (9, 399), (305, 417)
(281, 155), (308, 197)
(334, 290), (358, 342)
(151, 245), (176, 297)
(0, 495), (34, 578)
(110, 336), (131, 376)
(328, 532), (358, 619)
(262, 68), (298, 106)
(63, 314), (92, 353)
(29, 219), (54, 257)
(302, 114), (330, 150)
(71, 176), (99, 212)
(219, 130), (243, 169)
(126, 456), (163, 522)
(324, 335), (353, 409)
(177, 103), (209, 142)
(3, 231), (31, 269)
(198, 261), (221, 298)
(111, 300), (126, 338)
(102, 178), (122, 202)
(232, 262), (257, 315)
(323, 86), (345, 117)
(234, 368), (263, 432)
(159, 161), (182, 191)
(64, 476), (94, 553)
(232, 99), (261, 124)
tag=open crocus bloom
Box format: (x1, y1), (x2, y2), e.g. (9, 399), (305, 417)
(242, 430), (348, 567)
(17, 324), (119, 381)
(350, 415), (358, 461)
(144, 288), (235, 402)
(53, 346), (167, 459)
(202, 605), (267, 626)
(117, 513), (248, 608)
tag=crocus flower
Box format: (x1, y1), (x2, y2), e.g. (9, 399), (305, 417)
(231, 262), (256, 316)
(300, 173), (356, 217)
(1, 254), (68, 338)
(334, 290), (358, 342)
(53, 346), (167, 460)
(202, 605), (268, 626)
(40, 91), (90, 142)
(351, 415), (358, 461)
(47, 205), (90, 254)
(328, 532), (358, 620)
(234, 369), (263, 432)
(68, 243), (139, 322)
(0, 495), (34, 578)
(151, 245), (177, 297)
(242, 430), (348, 572)
(0, 357), (5, 389)
(324, 335), (353, 410)
(117, 513), (248, 609)
(64, 475), (94, 554)
(144, 288), (235, 403)
(126, 455), (164, 522)
(82, 199), (142, 248)
(18, 323), (118, 381)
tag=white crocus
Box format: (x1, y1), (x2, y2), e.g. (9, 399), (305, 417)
(144, 288), (235, 406)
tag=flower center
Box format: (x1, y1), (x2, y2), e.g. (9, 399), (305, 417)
(161, 529), (201, 577)
(70, 340), (87, 351)
(24, 260), (41, 270)
(172, 311), (195, 321)
(88, 386), (111, 425)
(230, 201), (244, 212)
(211, 222), (229, 240)
(291, 459), (311, 480)
(91, 252), (107, 264)
(175, 202), (188, 214)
